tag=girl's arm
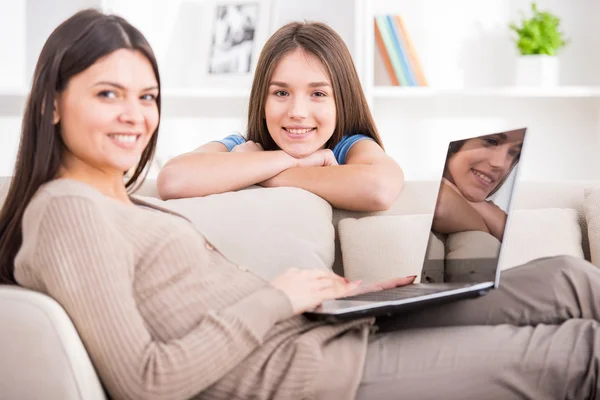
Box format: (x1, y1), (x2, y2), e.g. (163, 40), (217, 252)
(432, 180), (490, 235)
(442, 179), (507, 241)
(467, 200), (507, 241)
(260, 140), (404, 212)
(156, 141), (297, 200)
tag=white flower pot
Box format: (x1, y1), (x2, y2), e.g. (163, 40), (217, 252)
(516, 55), (559, 87)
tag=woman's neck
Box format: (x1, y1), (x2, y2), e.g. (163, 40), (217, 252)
(56, 165), (132, 204)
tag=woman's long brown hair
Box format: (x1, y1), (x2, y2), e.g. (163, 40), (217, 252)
(0, 9), (161, 284)
(246, 21), (383, 151)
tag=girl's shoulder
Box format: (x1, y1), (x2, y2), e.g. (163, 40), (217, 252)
(332, 134), (375, 164)
(214, 133), (246, 151)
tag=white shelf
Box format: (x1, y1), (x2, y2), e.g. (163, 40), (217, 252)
(373, 86), (600, 99)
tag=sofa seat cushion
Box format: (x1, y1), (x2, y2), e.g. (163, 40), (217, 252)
(0, 285), (106, 400)
(137, 186), (335, 280)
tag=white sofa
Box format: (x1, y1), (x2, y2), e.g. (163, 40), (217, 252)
(1, 177), (600, 400)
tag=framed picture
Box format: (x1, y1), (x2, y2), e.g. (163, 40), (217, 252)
(208, 2), (261, 75)
(161, 0), (272, 90)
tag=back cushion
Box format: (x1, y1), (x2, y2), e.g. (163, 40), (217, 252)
(138, 187), (335, 280)
(445, 231), (500, 282)
(499, 208), (584, 269)
(584, 187), (600, 268)
(332, 181), (440, 276)
(338, 214), (438, 283)
(0, 177), (9, 208)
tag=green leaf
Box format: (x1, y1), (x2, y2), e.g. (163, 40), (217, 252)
(508, 2), (567, 56)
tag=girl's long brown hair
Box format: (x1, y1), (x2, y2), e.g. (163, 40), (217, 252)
(246, 21), (383, 151)
(0, 9), (161, 284)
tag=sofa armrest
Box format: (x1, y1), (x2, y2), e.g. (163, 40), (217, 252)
(0, 285), (106, 400)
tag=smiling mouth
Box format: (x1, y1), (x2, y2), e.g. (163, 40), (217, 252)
(471, 169), (494, 185)
(283, 127), (316, 135)
(108, 133), (141, 145)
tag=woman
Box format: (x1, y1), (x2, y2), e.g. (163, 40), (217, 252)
(433, 130), (524, 241)
(156, 22), (404, 212)
(1, 9), (600, 400)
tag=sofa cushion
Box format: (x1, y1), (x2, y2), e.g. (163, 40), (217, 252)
(331, 181), (440, 276)
(338, 208), (583, 285)
(499, 208), (584, 270)
(584, 187), (600, 268)
(338, 214), (438, 284)
(136, 186), (335, 280)
(0, 177), (9, 208)
(445, 231), (501, 282)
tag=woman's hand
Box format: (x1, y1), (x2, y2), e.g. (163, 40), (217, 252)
(296, 149), (339, 168)
(345, 276), (417, 296)
(232, 141), (264, 153)
(269, 268), (361, 315)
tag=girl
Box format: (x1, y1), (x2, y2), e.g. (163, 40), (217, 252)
(157, 22), (404, 212)
(433, 129), (524, 241)
(2, 9), (600, 400)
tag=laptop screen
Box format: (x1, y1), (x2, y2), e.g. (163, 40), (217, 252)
(420, 128), (527, 286)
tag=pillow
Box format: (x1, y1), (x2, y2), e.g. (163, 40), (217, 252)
(445, 231), (500, 282)
(584, 188), (600, 268)
(338, 214), (438, 284)
(499, 208), (584, 270)
(135, 186), (335, 280)
(0, 177), (9, 210)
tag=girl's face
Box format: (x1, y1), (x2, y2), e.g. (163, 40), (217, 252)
(446, 132), (524, 202)
(264, 48), (337, 159)
(54, 49), (159, 177)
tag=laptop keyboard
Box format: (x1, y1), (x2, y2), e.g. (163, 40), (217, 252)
(342, 284), (462, 302)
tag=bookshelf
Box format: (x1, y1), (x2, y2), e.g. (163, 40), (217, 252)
(353, 0), (600, 182)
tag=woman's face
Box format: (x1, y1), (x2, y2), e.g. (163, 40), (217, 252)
(446, 132), (524, 202)
(264, 48), (337, 158)
(54, 49), (159, 177)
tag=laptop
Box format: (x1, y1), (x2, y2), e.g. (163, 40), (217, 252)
(305, 128), (527, 323)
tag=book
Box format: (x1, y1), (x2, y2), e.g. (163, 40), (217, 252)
(387, 15), (417, 86)
(375, 15), (409, 86)
(374, 18), (399, 86)
(393, 15), (428, 86)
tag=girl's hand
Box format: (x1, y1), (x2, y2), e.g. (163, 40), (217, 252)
(296, 149), (339, 168)
(232, 141), (264, 153)
(345, 276), (417, 297)
(269, 268), (361, 315)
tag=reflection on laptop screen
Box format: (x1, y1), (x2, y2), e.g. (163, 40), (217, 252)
(420, 128), (527, 285)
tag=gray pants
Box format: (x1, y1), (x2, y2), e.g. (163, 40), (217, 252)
(357, 256), (600, 400)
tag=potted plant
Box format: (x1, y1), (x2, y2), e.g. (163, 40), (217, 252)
(509, 2), (568, 87)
